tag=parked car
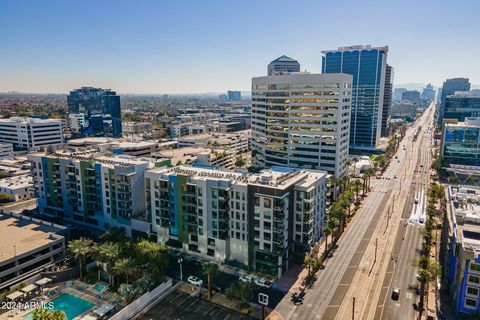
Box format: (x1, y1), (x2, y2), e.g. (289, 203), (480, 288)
(391, 287), (400, 300)
(239, 275), (255, 283)
(187, 276), (203, 286)
(255, 278), (272, 288)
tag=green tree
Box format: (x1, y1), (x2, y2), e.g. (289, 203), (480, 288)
(202, 262), (219, 300)
(234, 156), (246, 167)
(32, 308), (66, 320)
(323, 226), (332, 254)
(304, 256), (316, 278)
(99, 227), (127, 244)
(135, 240), (168, 282)
(68, 238), (94, 281)
(0, 194), (13, 204)
(114, 257), (136, 285)
(94, 242), (120, 285)
(226, 281), (255, 306)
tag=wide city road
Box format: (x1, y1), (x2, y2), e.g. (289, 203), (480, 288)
(273, 102), (436, 320)
(374, 104), (436, 320)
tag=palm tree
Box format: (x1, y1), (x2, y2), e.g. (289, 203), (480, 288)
(304, 256), (316, 278)
(352, 179), (362, 202)
(32, 309), (66, 320)
(202, 262), (219, 299)
(114, 257), (136, 285)
(226, 281), (255, 306)
(94, 242), (120, 285)
(323, 226), (332, 254)
(68, 238), (94, 281)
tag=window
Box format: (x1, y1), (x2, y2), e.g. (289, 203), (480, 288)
(471, 263), (480, 273)
(264, 198), (272, 208)
(469, 275), (480, 284)
(264, 232), (271, 241)
(465, 298), (477, 308)
(467, 286), (479, 297)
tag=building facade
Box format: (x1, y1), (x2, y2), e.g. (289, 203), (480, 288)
(443, 90), (480, 124)
(0, 117), (63, 150)
(0, 143), (14, 158)
(0, 214), (66, 290)
(322, 45), (389, 149)
(28, 151), (159, 237)
(422, 83), (436, 103)
(267, 55), (301, 75)
(402, 90), (422, 107)
(439, 78), (471, 126)
(67, 87), (122, 138)
(442, 118), (480, 167)
(251, 72), (352, 177)
(145, 166), (327, 277)
(0, 174), (33, 201)
(381, 64), (393, 137)
(227, 91), (241, 101)
(447, 186), (480, 315)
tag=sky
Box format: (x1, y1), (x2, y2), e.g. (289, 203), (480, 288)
(0, 0), (479, 94)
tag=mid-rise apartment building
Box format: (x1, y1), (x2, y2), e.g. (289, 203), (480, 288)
(251, 72), (352, 177)
(145, 166), (326, 277)
(447, 186), (480, 315)
(28, 150), (160, 237)
(0, 117), (63, 150)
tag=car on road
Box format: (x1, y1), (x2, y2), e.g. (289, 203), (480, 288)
(239, 275), (255, 283)
(414, 199), (419, 204)
(420, 164), (424, 168)
(391, 287), (400, 300)
(419, 217), (425, 224)
(187, 276), (203, 286)
(255, 278), (272, 288)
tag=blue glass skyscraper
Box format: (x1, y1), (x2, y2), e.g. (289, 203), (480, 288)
(322, 45), (389, 149)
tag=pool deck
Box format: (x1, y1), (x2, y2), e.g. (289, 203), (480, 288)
(0, 282), (115, 320)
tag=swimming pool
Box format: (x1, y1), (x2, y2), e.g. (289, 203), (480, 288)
(24, 293), (94, 320)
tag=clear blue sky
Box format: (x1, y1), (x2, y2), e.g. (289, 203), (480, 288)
(0, 0), (479, 94)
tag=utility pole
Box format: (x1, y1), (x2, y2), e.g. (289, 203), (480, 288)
(352, 296), (355, 320)
(375, 238), (378, 263)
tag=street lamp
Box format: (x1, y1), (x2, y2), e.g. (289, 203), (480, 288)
(178, 257), (183, 282)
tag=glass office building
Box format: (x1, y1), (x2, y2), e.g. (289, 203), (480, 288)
(444, 91), (480, 123)
(442, 118), (480, 166)
(322, 45), (388, 148)
(438, 78), (471, 126)
(67, 87), (122, 138)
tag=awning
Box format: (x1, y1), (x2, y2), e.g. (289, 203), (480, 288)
(6, 291), (24, 300)
(93, 303), (115, 317)
(20, 284), (38, 293)
(35, 277), (52, 286)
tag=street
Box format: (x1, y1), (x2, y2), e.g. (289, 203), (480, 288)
(273, 102), (436, 320)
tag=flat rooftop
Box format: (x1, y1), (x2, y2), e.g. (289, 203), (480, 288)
(449, 186), (480, 251)
(0, 174), (32, 189)
(0, 214), (64, 263)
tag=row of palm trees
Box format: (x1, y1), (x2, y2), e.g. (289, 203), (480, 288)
(67, 231), (168, 290)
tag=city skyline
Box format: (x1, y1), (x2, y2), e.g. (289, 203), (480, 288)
(1, 0), (480, 94)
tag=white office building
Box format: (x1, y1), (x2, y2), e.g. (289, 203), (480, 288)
(68, 113), (88, 133)
(0, 143), (14, 158)
(251, 73), (352, 177)
(0, 117), (63, 150)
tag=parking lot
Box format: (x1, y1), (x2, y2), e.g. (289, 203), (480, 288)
(138, 290), (255, 320)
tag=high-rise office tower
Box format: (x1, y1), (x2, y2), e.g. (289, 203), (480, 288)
(268, 55), (301, 75)
(67, 87), (122, 138)
(443, 90), (480, 122)
(251, 72), (352, 178)
(438, 78), (471, 126)
(421, 83), (436, 103)
(402, 90), (422, 107)
(322, 45), (389, 150)
(381, 65), (393, 137)
(227, 90), (241, 101)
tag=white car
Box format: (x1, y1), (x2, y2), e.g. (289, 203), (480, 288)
(187, 276), (203, 286)
(255, 278), (272, 288)
(239, 275), (255, 283)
